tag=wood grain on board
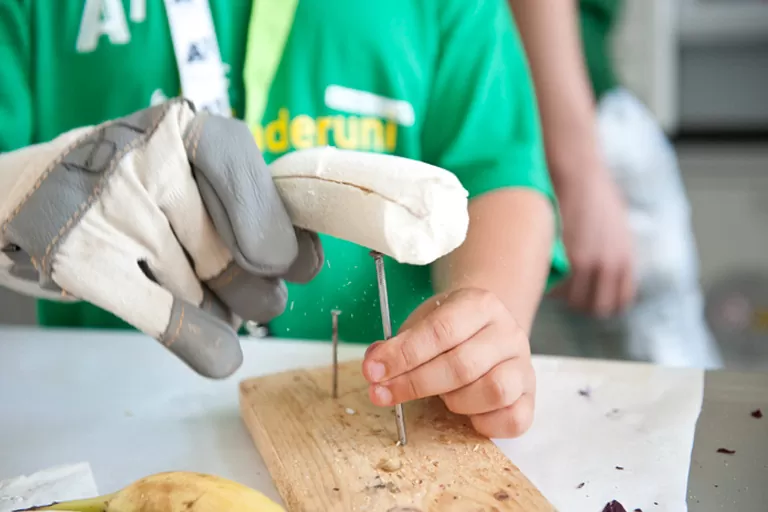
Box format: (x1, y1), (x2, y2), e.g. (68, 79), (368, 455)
(239, 360), (555, 512)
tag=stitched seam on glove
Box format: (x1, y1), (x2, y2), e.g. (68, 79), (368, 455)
(34, 102), (180, 275)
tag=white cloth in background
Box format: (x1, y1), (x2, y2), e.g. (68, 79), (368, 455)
(597, 88), (723, 369)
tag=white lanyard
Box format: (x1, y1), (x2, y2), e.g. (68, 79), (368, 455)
(163, 0), (231, 117)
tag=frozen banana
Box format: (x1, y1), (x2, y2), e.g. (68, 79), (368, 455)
(270, 146), (469, 266)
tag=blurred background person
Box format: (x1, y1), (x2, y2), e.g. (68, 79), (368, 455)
(509, 0), (723, 369)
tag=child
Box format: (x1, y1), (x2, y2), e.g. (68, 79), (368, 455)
(0, 0), (568, 437)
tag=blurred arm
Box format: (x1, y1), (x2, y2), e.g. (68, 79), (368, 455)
(507, 0), (604, 187)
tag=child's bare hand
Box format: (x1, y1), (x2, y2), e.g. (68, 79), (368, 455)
(362, 288), (535, 439)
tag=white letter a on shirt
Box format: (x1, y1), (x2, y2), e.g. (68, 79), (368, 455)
(76, 0), (131, 53)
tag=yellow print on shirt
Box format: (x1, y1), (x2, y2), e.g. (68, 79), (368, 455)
(253, 108), (398, 156)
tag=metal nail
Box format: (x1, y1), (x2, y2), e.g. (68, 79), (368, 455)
(331, 309), (342, 398)
(370, 250), (407, 446)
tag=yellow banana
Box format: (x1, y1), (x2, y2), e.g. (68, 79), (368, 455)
(17, 471), (285, 512)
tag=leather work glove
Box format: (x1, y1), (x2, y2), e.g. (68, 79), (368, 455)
(0, 99), (323, 378)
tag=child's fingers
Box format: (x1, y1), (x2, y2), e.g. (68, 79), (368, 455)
(469, 392), (536, 439)
(440, 357), (532, 416)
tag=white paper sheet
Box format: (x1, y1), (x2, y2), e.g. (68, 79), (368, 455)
(0, 463), (98, 512)
(496, 356), (705, 512)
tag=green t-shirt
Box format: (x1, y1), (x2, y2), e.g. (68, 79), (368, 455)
(1, 0), (568, 344)
(580, 0), (623, 99)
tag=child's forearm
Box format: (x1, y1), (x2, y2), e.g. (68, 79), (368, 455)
(507, 0), (602, 185)
(431, 189), (554, 334)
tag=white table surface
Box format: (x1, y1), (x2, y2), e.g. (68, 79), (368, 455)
(0, 326), (713, 511)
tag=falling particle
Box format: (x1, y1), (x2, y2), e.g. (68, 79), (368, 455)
(290, 301), (295, 311)
(327, 260), (331, 268)
(717, 448), (735, 455)
(578, 387), (591, 398)
(286, 328), (290, 332)
(615, 466), (624, 470)
(576, 482), (585, 489)
(751, 409), (763, 419)
(435, 300), (441, 306)
(473, 444), (480, 452)
(346, 408), (356, 415)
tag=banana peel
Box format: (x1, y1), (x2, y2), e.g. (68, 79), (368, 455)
(15, 471), (285, 512)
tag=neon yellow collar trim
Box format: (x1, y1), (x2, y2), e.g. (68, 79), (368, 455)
(243, 0), (299, 128)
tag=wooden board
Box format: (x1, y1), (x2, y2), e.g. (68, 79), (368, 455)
(239, 360), (556, 512)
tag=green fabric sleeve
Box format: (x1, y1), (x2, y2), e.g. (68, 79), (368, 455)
(421, 0), (569, 290)
(0, 0), (32, 152)
(580, 0), (624, 99)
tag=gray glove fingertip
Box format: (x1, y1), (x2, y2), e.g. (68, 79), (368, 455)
(205, 260), (288, 324)
(159, 295), (243, 379)
(282, 228), (324, 284)
(193, 169), (243, 265)
(187, 115), (298, 276)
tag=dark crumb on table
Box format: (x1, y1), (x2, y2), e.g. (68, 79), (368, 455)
(577, 482), (585, 489)
(717, 448), (736, 455)
(493, 491), (510, 501)
(751, 409), (763, 419)
(615, 466), (624, 470)
(578, 387), (592, 398)
(654, 502), (658, 506)
(634, 509), (643, 512)
(602, 500), (627, 512)
(333, 487), (339, 491)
